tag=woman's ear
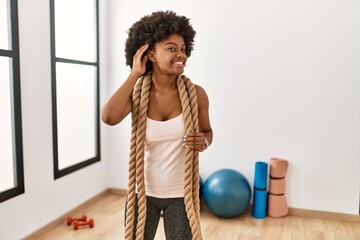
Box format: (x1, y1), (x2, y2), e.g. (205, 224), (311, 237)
(148, 50), (155, 62)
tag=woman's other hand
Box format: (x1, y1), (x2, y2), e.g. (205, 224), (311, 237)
(183, 132), (208, 152)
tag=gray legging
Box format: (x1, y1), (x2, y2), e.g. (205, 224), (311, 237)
(125, 195), (192, 240)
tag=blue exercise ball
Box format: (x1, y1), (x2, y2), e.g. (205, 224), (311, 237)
(203, 169), (252, 218)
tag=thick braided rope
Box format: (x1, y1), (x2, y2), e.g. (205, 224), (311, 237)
(184, 76), (201, 227)
(134, 76), (151, 240)
(177, 75), (202, 240)
(124, 77), (143, 240)
(125, 73), (202, 240)
(125, 74), (151, 240)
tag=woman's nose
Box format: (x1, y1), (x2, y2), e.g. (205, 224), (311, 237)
(176, 51), (185, 58)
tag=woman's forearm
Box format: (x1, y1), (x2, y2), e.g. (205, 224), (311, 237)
(101, 71), (142, 125)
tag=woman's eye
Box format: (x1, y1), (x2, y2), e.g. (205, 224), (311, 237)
(168, 47), (176, 51)
(181, 49), (186, 53)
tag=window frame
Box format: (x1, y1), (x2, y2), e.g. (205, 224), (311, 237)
(50, 0), (100, 179)
(0, 0), (25, 203)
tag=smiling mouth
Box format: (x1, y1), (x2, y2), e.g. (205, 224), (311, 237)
(173, 61), (184, 66)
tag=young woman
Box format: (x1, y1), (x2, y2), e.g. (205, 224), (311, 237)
(102, 11), (213, 240)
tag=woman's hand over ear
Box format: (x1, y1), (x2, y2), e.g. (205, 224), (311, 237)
(132, 44), (149, 76)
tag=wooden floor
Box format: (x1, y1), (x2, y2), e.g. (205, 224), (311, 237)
(29, 194), (360, 240)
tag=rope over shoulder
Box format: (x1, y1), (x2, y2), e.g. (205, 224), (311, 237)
(125, 73), (202, 240)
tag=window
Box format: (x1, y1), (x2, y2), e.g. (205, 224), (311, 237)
(0, 0), (24, 203)
(50, 0), (100, 179)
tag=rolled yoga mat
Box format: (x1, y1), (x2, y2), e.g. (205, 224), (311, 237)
(268, 158), (289, 218)
(254, 161), (268, 189)
(252, 161), (268, 219)
(252, 188), (267, 219)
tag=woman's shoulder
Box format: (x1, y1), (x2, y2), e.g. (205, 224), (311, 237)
(194, 84), (209, 105)
(194, 84), (207, 96)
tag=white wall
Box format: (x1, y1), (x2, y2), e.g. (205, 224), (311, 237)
(0, 0), (359, 239)
(0, 1), (109, 239)
(104, 0), (360, 215)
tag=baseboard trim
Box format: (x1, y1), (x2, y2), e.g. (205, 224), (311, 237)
(109, 188), (359, 223)
(246, 204), (359, 223)
(22, 188), (110, 240)
(109, 187), (127, 196)
(288, 207), (360, 223)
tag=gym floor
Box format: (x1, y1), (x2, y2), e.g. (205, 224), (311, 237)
(24, 193), (360, 240)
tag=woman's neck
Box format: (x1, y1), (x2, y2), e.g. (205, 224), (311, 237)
(151, 72), (178, 91)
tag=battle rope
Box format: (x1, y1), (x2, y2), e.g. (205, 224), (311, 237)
(124, 72), (202, 240)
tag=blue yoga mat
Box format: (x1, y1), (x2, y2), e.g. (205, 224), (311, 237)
(254, 161), (268, 189)
(252, 188), (267, 219)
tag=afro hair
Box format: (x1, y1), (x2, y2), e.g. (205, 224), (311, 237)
(125, 11), (196, 74)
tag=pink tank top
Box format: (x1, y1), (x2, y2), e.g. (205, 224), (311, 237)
(144, 113), (185, 198)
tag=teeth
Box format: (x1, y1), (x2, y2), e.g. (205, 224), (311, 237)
(173, 62), (183, 65)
